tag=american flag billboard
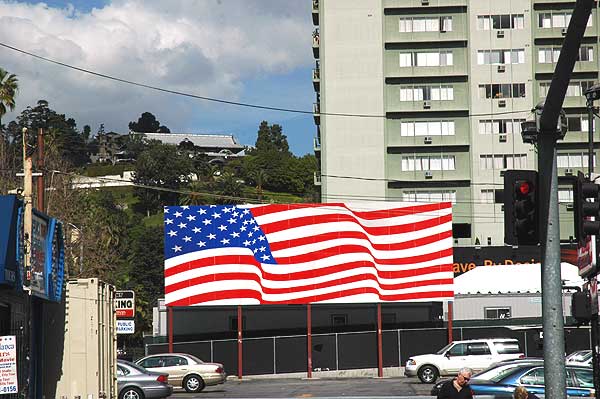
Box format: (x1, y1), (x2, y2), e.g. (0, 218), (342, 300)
(164, 202), (454, 305)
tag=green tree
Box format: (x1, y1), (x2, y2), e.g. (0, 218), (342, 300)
(128, 112), (170, 133)
(214, 172), (244, 204)
(253, 120), (291, 155)
(122, 224), (164, 343)
(133, 142), (194, 213)
(0, 68), (18, 195)
(0, 67), (18, 127)
(16, 100), (90, 166)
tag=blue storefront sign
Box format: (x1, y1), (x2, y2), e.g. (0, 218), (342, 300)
(0, 196), (21, 286)
(0, 195), (65, 302)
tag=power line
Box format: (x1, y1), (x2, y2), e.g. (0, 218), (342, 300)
(0, 41), (537, 119)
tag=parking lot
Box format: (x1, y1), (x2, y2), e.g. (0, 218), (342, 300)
(167, 375), (434, 398)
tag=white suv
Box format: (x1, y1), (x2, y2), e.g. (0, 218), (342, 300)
(404, 338), (524, 383)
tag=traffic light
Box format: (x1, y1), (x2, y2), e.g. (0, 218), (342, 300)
(574, 172), (600, 246)
(504, 170), (539, 245)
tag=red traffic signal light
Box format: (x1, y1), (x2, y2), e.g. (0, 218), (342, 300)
(517, 181), (532, 196)
(504, 170), (539, 246)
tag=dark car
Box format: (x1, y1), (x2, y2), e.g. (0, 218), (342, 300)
(467, 363), (593, 397)
(117, 360), (173, 399)
(430, 358), (544, 396)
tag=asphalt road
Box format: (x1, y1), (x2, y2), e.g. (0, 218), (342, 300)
(168, 376), (434, 398)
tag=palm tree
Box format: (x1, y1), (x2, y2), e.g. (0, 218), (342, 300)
(0, 68), (18, 195)
(251, 169), (268, 202)
(0, 68), (18, 126)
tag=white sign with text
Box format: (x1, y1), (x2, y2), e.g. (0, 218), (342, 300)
(0, 335), (18, 395)
(117, 320), (135, 334)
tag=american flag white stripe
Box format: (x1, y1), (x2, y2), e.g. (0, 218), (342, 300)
(164, 202), (454, 306)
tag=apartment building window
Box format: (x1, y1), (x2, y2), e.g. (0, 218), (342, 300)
(479, 119), (525, 135)
(399, 51), (453, 67)
(401, 155), (456, 171)
(567, 115), (589, 132)
(477, 14), (524, 30)
(480, 189), (495, 204)
(540, 81), (594, 97)
(479, 83), (526, 99)
(558, 188), (574, 203)
(538, 46), (594, 63)
(479, 154), (527, 170)
(557, 153), (596, 168)
(400, 85), (454, 101)
(399, 16), (453, 33)
(400, 120), (455, 136)
(477, 49), (525, 65)
(539, 12), (592, 28)
(403, 190), (457, 204)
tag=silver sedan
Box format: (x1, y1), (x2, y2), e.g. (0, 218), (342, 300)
(117, 360), (173, 399)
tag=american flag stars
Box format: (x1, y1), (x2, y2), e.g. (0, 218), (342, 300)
(164, 205), (277, 264)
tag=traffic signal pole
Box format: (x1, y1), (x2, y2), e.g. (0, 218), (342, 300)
(537, 1), (593, 399)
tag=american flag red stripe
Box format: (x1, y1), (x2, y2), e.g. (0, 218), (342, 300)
(164, 202), (454, 305)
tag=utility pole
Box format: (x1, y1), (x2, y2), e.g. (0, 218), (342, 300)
(22, 127), (33, 283)
(36, 127), (44, 211)
(536, 1), (593, 399)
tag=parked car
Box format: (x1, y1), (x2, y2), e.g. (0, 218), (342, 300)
(405, 338), (525, 383)
(135, 353), (226, 393)
(467, 363), (594, 397)
(566, 350), (593, 366)
(430, 358), (544, 395)
(117, 360), (173, 399)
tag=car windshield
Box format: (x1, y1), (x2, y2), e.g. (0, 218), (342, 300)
(436, 343), (453, 355)
(489, 364), (529, 382)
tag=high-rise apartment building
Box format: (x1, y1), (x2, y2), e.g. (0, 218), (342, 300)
(312, 0), (599, 247)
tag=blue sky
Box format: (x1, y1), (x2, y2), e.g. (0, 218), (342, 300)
(0, 1), (317, 155)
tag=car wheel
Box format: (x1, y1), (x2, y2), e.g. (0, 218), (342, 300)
(418, 365), (439, 383)
(119, 387), (144, 399)
(184, 374), (205, 393)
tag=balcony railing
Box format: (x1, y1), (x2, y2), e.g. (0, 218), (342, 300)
(313, 102), (320, 125)
(312, 29), (320, 59)
(312, 0), (319, 25)
(314, 171), (322, 185)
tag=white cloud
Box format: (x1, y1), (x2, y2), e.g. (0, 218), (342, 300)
(0, 0), (313, 135)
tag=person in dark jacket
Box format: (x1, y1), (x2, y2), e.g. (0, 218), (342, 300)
(437, 367), (473, 399)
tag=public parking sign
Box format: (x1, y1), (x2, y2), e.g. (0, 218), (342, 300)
(115, 290), (135, 318)
(116, 320), (135, 335)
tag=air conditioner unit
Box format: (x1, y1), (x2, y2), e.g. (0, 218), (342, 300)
(424, 136), (433, 144)
(499, 134), (507, 143)
(423, 100), (431, 109)
(425, 171), (433, 178)
(561, 28), (568, 35)
(565, 168), (574, 176)
(498, 99), (506, 107)
(421, 0), (429, 5)
(497, 30), (505, 38)
(498, 65), (506, 73)
(567, 203), (574, 211)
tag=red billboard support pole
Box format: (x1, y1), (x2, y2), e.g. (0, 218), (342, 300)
(238, 305), (243, 379)
(168, 306), (174, 353)
(377, 303), (383, 378)
(447, 302), (454, 344)
(307, 304), (312, 378)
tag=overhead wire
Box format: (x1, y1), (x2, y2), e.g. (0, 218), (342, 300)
(47, 169), (574, 219)
(0, 41), (536, 119)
